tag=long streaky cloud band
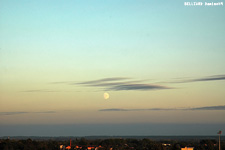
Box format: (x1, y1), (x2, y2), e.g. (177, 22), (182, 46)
(99, 105), (225, 112)
(77, 77), (131, 85)
(77, 77), (171, 91)
(107, 84), (170, 91)
(0, 111), (56, 116)
(192, 75), (225, 82)
(47, 74), (225, 92)
(75, 74), (225, 91)
(1, 105), (224, 116)
(173, 74), (225, 83)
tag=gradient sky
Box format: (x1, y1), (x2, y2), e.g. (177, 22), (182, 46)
(0, 0), (225, 136)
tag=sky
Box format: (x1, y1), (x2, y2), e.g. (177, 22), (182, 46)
(0, 0), (225, 136)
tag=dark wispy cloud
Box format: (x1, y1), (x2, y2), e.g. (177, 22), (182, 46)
(191, 74), (225, 82)
(77, 77), (171, 91)
(107, 84), (169, 91)
(0, 112), (28, 115)
(48, 74), (225, 91)
(192, 105), (225, 110)
(77, 77), (130, 85)
(0, 111), (56, 116)
(99, 105), (225, 112)
(171, 74), (225, 83)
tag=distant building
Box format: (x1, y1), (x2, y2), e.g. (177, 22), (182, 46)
(66, 139), (72, 149)
(162, 143), (171, 146)
(60, 145), (65, 150)
(60, 143), (71, 150)
(181, 147), (194, 150)
(86, 146), (103, 150)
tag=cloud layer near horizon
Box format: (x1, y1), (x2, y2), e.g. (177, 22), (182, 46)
(0, 111), (56, 116)
(99, 105), (225, 112)
(1, 105), (224, 116)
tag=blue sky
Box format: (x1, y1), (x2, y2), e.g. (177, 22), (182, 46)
(0, 0), (225, 136)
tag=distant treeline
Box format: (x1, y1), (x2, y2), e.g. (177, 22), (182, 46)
(0, 138), (224, 150)
(1, 136), (224, 141)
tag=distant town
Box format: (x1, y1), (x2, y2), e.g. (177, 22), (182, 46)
(0, 135), (224, 150)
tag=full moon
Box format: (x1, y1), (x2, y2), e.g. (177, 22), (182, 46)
(103, 92), (110, 100)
